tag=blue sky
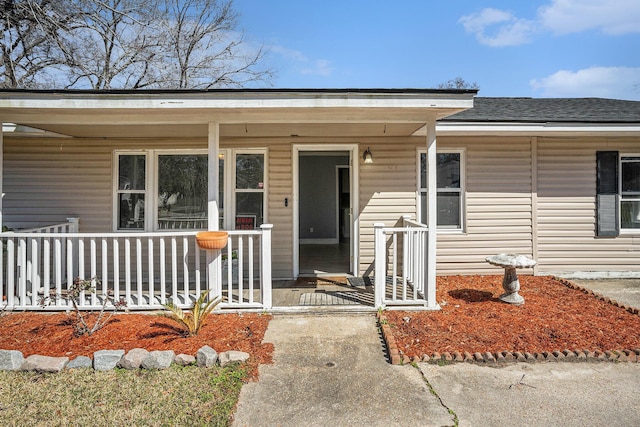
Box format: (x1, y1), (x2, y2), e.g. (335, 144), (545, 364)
(235, 0), (640, 100)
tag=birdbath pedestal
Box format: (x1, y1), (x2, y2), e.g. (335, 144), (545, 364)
(485, 254), (537, 305)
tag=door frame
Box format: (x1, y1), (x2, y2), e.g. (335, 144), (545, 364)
(292, 144), (359, 277)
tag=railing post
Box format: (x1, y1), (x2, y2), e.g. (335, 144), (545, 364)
(260, 224), (273, 309)
(373, 223), (386, 309)
(66, 217), (80, 233)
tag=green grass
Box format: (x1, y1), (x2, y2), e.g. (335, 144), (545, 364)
(0, 364), (247, 426)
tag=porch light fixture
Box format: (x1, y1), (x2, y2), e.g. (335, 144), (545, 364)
(363, 147), (373, 163)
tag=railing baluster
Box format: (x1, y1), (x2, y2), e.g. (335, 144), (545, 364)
(148, 238), (154, 306)
(113, 238), (120, 301)
(238, 237), (244, 304)
(7, 239), (15, 307)
(54, 237), (62, 306)
(78, 238), (85, 307)
(171, 237), (178, 304)
(91, 238), (97, 306)
(183, 236), (189, 304)
(136, 237), (143, 307)
(18, 237), (27, 306)
(227, 239), (233, 302)
(160, 237), (166, 305)
(194, 239), (201, 297)
(391, 233), (397, 301)
(125, 238), (131, 305)
(101, 239), (108, 298)
(30, 238), (39, 307)
(43, 239), (50, 302)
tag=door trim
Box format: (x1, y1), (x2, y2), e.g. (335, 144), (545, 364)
(292, 144), (359, 277)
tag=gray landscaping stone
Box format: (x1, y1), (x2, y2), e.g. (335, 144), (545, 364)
(118, 348), (149, 370)
(67, 356), (93, 369)
(175, 353), (196, 366)
(141, 350), (175, 370)
(93, 350), (125, 371)
(219, 350), (250, 367)
(21, 355), (69, 373)
(196, 345), (218, 367)
(0, 350), (24, 371)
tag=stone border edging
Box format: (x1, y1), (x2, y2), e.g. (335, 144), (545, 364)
(0, 345), (250, 373)
(378, 277), (640, 365)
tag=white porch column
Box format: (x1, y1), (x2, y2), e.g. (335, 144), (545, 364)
(207, 122), (220, 231)
(426, 116), (438, 308)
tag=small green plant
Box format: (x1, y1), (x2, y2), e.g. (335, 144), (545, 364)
(40, 277), (127, 336)
(161, 290), (221, 336)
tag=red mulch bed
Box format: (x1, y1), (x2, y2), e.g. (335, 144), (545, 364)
(0, 312), (272, 379)
(385, 275), (640, 359)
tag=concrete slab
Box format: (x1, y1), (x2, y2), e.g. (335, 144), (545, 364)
(568, 279), (640, 309)
(232, 314), (453, 427)
(419, 362), (640, 427)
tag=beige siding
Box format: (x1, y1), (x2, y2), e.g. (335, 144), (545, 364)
(536, 137), (640, 274)
(358, 139), (418, 275)
(437, 136), (534, 275)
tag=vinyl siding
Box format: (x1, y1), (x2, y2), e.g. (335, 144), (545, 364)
(536, 137), (640, 275)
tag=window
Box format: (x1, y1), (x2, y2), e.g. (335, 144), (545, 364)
(419, 150), (464, 230)
(596, 151), (640, 236)
(114, 150), (266, 231)
(621, 156), (640, 230)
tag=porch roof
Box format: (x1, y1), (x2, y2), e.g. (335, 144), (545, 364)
(0, 88), (476, 139)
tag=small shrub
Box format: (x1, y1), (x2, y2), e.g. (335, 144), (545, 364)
(161, 290), (221, 336)
(40, 277), (127, 336)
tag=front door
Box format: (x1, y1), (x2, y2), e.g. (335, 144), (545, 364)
(293, 145), (358, 277)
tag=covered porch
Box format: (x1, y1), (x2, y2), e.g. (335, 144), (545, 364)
(0, 89), (476, 311)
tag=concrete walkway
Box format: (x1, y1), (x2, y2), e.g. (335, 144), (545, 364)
(232, 279), (640, 426)
(232, 314), (454, 427)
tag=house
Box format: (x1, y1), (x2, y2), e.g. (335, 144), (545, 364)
(1, 90), (639, 312)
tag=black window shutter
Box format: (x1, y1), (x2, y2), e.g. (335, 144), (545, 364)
(596, 151), (619, 237)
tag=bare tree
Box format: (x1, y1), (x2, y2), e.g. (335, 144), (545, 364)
(158, 0), (272, 89)
(1, 0), (69, 88)
(1, 0), (273, 89)
(437, 76), (479, 90)
(61, 0), (163, 89)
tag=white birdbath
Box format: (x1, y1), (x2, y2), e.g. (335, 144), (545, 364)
(485, 254), (537, 305)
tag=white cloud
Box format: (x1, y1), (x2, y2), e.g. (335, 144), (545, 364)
(538, 0), (640, 35)
(270, 45), (333, 77)
(459, 8), (536, 47)
(530, 66), (640, 100)
(462, 0), (640, 47)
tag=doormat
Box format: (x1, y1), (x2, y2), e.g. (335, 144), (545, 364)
(298, 291), (374, 306)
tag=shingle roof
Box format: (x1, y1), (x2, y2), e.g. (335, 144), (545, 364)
(443, 97), (640, 123)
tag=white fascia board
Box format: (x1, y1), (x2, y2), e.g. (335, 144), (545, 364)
(0, 91), (475, 111)
(418, 122), (640, 137)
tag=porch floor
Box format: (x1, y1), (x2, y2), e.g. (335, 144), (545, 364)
(272, 277), (373, 307)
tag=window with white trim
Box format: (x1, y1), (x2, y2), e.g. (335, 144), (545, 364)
(114, 149), (266, 231)
(419, 150), (464, 230)
(621, 155), (640, 230)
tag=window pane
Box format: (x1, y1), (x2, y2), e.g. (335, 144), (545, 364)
(119, 155), (145, 190)
(420, 193), (427, 224)
(236, 154), (264, 190)
(622, 161), (640, 193)
(236, 193), (264, 229)
(437, 153), (460, 189)
(420, 153), (427, 188)
(157, 155), (207, 230)
(119, 194), (145, 229)
(437, 192), (460, 228)
(621, 199), (640, 229)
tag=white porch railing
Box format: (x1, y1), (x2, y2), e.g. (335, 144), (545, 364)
(373, 216), (437, 309)
(0, 224), (272, 311)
